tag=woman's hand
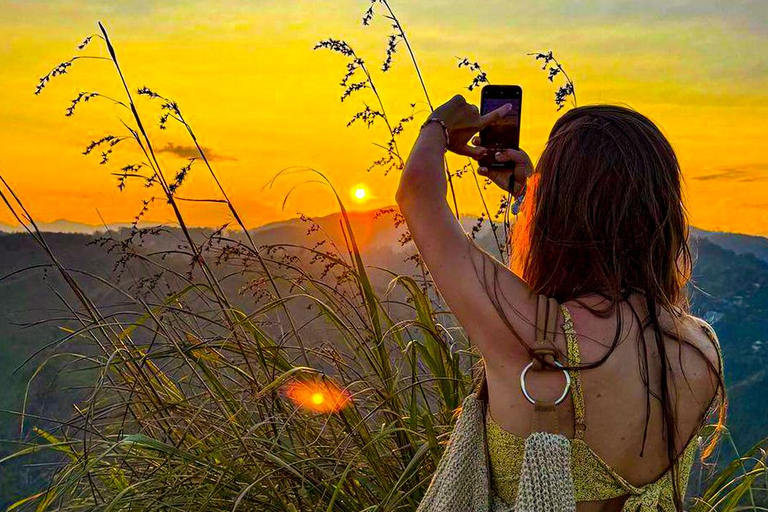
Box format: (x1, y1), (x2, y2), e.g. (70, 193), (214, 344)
(425, 94), (513, 159)
(473, 141), (535, 197)
(424, 94), (533, 198)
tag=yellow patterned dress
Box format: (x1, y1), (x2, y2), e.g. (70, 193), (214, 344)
(486, 304), (723, 511)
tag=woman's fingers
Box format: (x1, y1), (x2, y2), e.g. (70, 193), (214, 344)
(494, 148), (534, 177)
(479, 103), (513, 127)
(514, 165), (527, 184)
(471, 140), (533, 173)
(457, 135), (488, 160)
(494, 148), (527, 164)
(466, 136), (487, 161)
(477, 152), (530, 195)
(454, 143), (488, 160)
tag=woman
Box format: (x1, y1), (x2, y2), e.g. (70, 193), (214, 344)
(396, 96), (725, 511)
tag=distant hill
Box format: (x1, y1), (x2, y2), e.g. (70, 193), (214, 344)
(4, 215), (767, 263)
(1, 210), (767, 506)
(691, 226), (768, 263)
(0, 219), (139, 234)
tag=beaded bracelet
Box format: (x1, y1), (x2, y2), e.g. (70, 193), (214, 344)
(419, 118), (450, 149)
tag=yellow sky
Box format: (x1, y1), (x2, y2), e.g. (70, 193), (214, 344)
(1, 0), (766, 235)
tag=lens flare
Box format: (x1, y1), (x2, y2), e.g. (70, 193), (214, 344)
(286, 378), (351, 413)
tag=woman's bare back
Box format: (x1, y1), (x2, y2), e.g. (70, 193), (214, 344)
(483, 292), (721, 511)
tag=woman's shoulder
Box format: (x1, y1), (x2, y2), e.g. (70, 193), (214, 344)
(565, 296), (723, 406)
(678, 313), (723, 372)
(669, 313), (724, 421)
(648, 308), (725, 448)
(686, 314), (721, 348)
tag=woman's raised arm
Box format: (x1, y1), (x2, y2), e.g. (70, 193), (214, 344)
(395, 95), (537, 362)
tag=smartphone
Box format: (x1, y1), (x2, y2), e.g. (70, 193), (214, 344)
(478, 85), (522, 171)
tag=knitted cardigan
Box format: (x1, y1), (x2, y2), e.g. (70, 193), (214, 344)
(416, 392), (575, 512)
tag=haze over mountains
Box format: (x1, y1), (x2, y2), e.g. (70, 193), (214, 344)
(0, 219), (130, 234)
(3, 217), (767, 254)
(1, 209), (767, 505)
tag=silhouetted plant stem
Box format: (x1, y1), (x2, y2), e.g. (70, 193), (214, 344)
(528, 51), (577, 111)
(96, 22), (269, 387)
(470, 169), (504, 259)
(171, 108), (311, 366)
(357, 60), (405, 169)
(380, 0), (460, 219)
(380, 1), (431, 110)
(97, 25), (225, 306)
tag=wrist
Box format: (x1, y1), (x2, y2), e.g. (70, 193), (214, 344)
(418, 121), (449, 150)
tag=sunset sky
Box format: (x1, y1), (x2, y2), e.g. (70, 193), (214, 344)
(1, 0), (766, 235)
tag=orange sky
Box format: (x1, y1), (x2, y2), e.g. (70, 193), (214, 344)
(1, 0), (766, 235)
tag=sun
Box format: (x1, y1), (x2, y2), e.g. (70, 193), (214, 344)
(351, 184), (369, 202)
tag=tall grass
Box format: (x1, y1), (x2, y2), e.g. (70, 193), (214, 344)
(1, 2), (766, 511)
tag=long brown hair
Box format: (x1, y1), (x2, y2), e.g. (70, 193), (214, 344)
(480, 104), (725, 510)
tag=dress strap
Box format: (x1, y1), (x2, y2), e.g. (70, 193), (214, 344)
(560, 304), (587, 440)
(694, 317), (726, 419)
(698, 319), (724, 377)
(528, 294), (566, 434)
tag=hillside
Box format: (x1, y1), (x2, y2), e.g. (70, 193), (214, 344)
(0, 212), (767, 506)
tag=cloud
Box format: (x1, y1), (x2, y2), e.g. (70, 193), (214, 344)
(693, 164), (768, 182)
(402, 0), (768, 36)
(157, 142), (237, 162)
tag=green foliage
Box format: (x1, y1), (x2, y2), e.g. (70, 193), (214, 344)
(691, 426), (768, 511)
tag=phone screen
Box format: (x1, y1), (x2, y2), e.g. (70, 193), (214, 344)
(480, 97), (521, 150)
(479, 86), (522, 170)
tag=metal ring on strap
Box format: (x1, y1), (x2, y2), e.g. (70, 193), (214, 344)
(519, 360), (571, 405)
